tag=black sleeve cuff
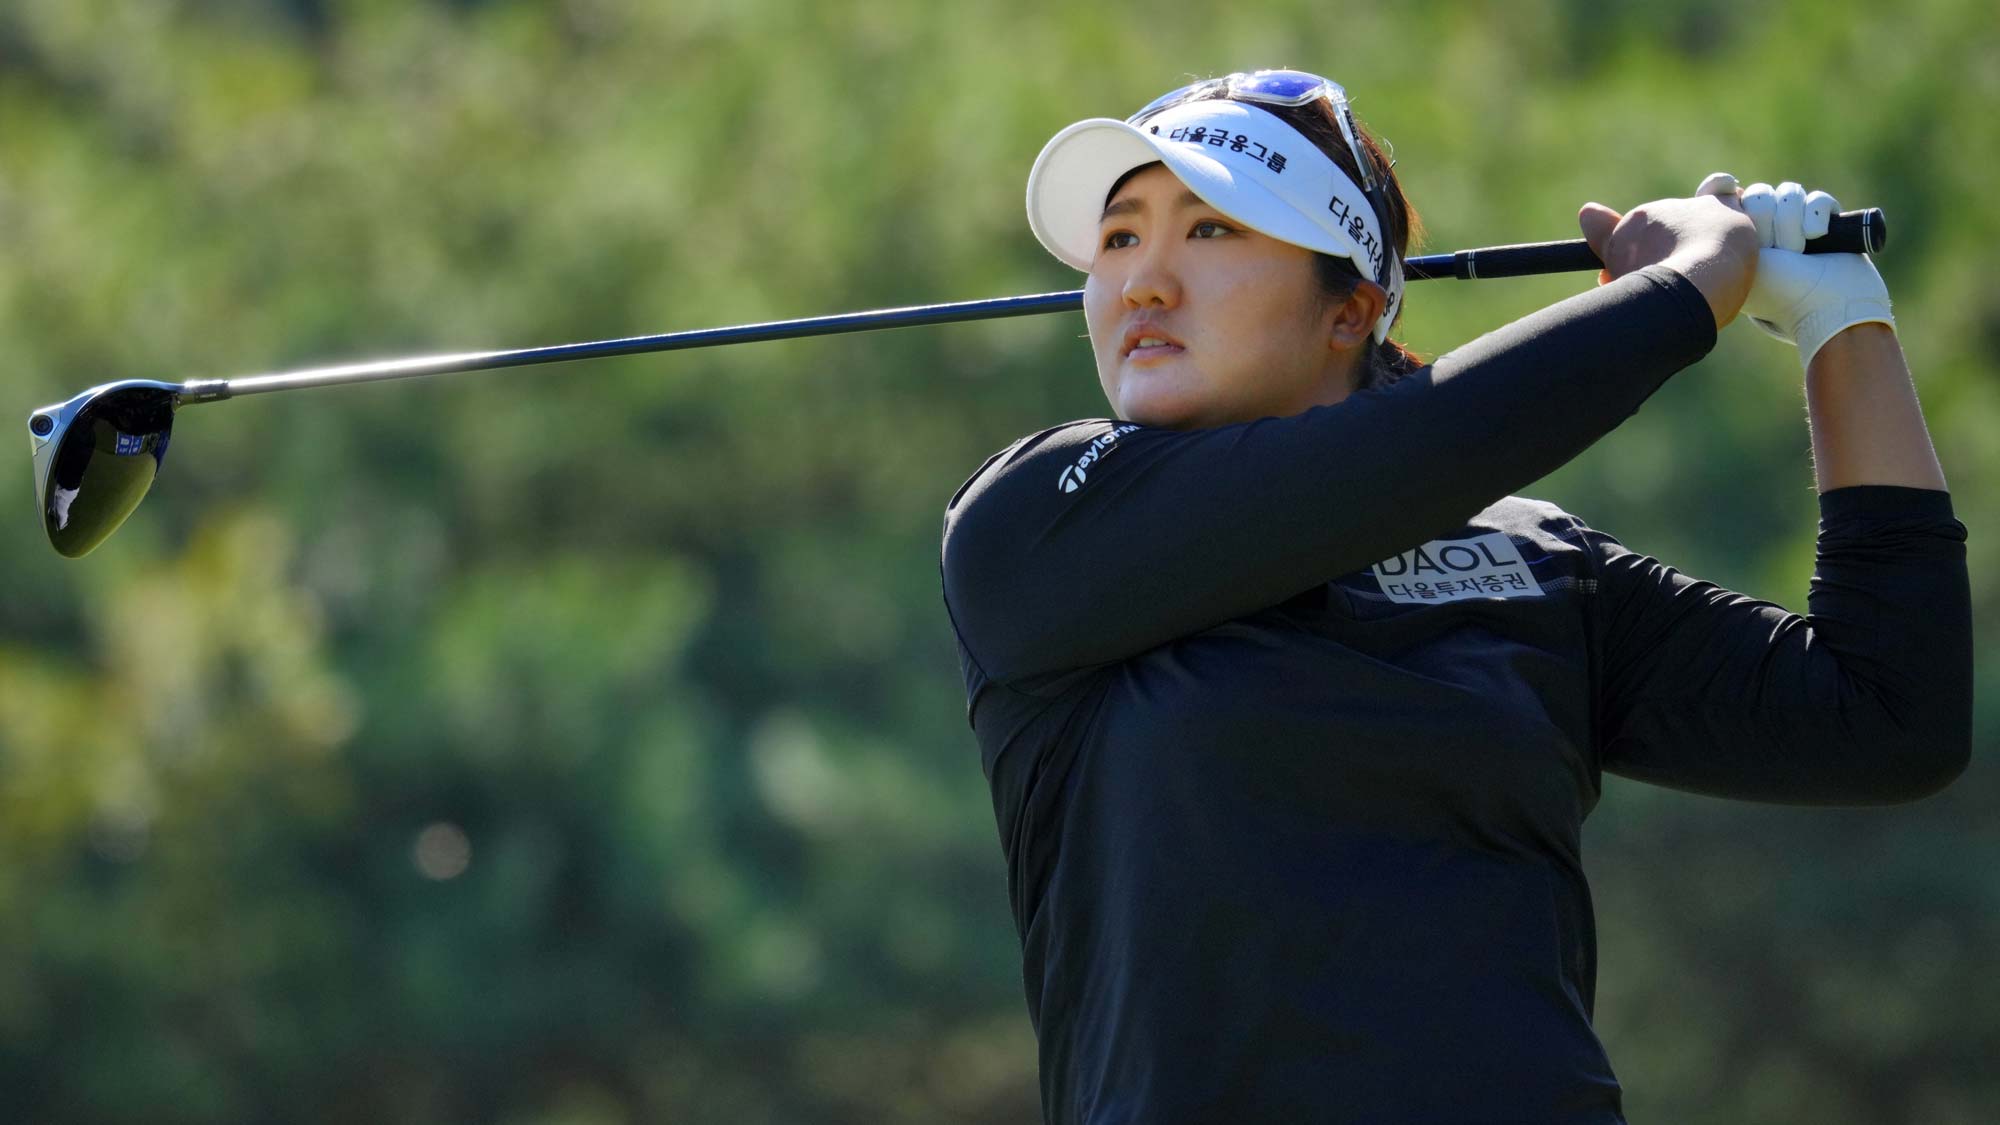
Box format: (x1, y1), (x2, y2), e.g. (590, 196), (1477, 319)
(1818, 484), (1957, 524)
(1635, 263), (1720, 357)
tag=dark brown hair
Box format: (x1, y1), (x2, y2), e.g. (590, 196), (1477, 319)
(1111, 88), (1429, 392)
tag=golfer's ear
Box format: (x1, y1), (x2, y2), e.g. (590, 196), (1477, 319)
(1330, 281), (1386, 349)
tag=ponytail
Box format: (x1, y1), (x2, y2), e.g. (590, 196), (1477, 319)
(1364, 335), (1428, 391)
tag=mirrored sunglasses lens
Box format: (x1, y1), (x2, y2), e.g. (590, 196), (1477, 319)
(44, 388), (176, 558)
(1232, 70), (1331, 102)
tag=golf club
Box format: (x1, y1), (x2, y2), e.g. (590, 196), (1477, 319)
(26, 210), (1886, 558)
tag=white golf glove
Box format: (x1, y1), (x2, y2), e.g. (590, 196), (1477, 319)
(1695, 171), (1895, 367)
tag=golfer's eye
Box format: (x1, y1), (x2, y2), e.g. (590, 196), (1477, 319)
(1101, 220), (1232, 251)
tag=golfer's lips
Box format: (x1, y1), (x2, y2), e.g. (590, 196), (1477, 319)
(1122, 323), (1185, 360)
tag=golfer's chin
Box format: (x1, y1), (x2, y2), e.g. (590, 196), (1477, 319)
(1109, 361), (1218, 431)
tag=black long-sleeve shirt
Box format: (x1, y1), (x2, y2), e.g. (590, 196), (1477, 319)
(938, 264), (1970, 1124)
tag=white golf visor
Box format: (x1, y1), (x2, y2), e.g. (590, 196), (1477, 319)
(1025, 99), (1404, 344)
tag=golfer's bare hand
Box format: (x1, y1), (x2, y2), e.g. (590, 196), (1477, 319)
(1577, 186), (1759, 329)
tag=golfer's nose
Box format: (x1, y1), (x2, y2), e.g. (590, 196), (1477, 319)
(1122, 244), (1182, 308)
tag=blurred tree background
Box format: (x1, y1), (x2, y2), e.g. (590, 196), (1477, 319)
(1, 0), (1995, 1121)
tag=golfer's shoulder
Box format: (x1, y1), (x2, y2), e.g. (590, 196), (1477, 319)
(1471, 493), (1621, 559)
(1479, 492), (1580, 526)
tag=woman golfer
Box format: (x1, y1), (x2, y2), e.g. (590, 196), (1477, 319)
(940, 70), (1968, 1123)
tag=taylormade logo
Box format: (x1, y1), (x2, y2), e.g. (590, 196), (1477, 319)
(1057, 424), (1141, 493)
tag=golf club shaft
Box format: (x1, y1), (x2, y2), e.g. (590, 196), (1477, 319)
(183, 208), (1885, 404)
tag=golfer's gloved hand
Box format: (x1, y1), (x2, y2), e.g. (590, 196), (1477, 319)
(1694, 172), (1894, 368)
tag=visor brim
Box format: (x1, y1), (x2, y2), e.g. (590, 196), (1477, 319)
(1024, 116), (1379, 281)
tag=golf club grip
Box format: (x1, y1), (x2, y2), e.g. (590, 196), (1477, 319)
(1405, 207), (1886, 281)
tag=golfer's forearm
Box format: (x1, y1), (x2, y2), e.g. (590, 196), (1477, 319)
(1804, 324), (1948, 493)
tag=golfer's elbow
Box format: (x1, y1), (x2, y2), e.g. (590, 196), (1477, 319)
(1903, 725), (1971, 801)
(1868, 690), (1972, 803)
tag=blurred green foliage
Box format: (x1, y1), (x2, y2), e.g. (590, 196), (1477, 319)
(1, 1), (1995, 1122)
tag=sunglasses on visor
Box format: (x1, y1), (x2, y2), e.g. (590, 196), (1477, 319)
(1127, 69), (1395, 286)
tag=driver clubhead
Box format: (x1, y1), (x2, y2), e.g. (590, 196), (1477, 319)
(28, 380), (182, 558)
